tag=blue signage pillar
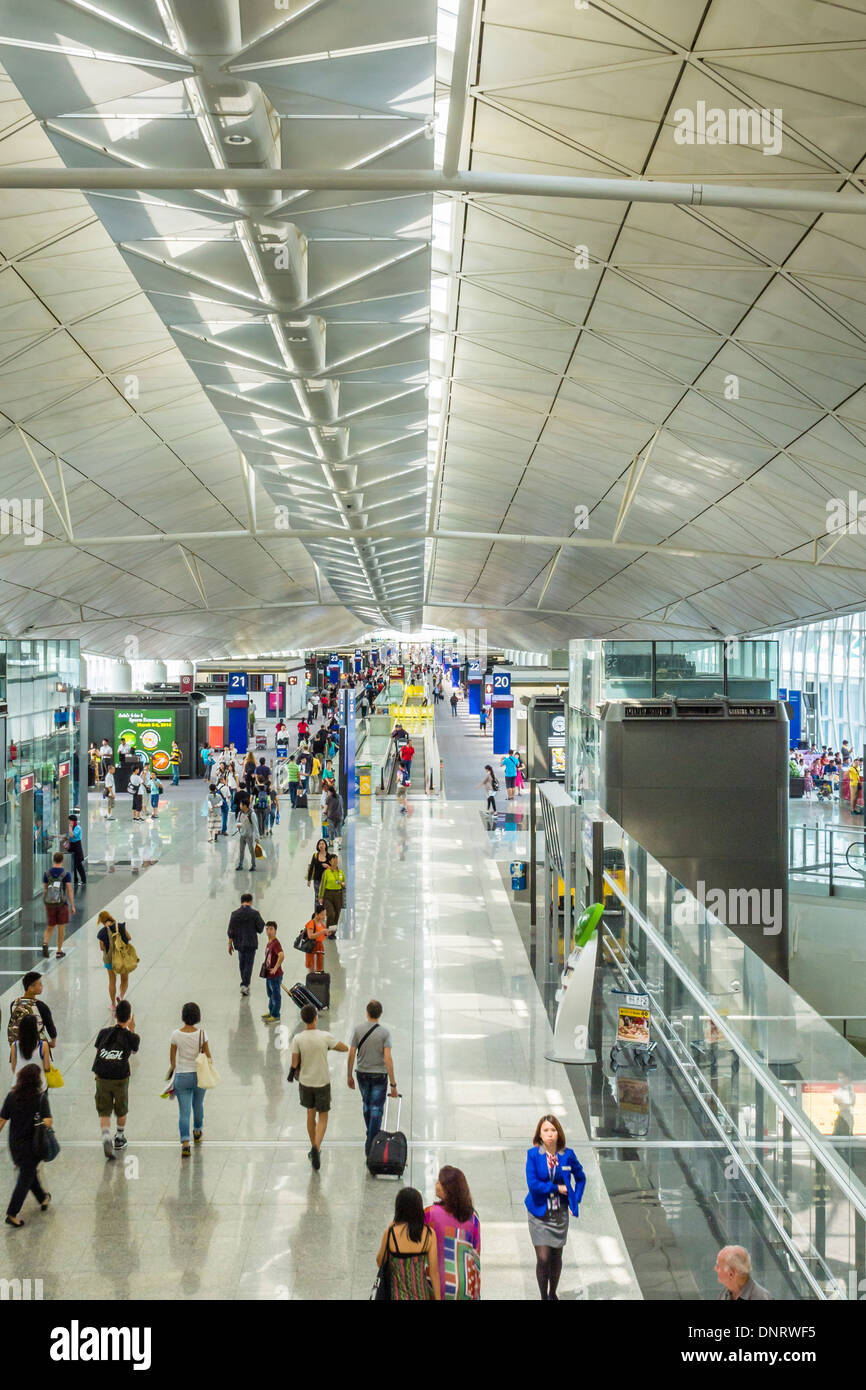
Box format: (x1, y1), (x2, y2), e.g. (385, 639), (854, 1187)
(226, 671), (249, 753)
(345, 687), (356, 814)
(451, 662), (459, 687)
(354, 649), (362, 675)
(467, 658), (481, 715)
(491, 671), (512, 755)
(786, 689), (802, 744)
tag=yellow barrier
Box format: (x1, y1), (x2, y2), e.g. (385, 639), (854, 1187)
(388, 703), (433, 722)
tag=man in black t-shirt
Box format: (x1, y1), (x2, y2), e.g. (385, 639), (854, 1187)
(92, 1000), (139, 1161)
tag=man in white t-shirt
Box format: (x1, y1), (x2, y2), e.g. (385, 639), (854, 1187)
(291, 1004), (348, 1170)
(128, 767), (144, 821)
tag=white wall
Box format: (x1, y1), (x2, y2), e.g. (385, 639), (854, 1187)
(789, 893), (866, 1038)
(285, 662), (306, 718)
(507, 678), (567, 753)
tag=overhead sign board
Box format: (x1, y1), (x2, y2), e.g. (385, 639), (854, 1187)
(468, 658), (482, 682)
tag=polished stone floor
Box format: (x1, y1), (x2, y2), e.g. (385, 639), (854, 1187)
(0, 735), (640, 1301)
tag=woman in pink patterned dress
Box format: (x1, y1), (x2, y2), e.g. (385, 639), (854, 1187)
(424, 1166), (481, 1300)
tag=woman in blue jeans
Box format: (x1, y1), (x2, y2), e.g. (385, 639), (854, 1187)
(169, 1003), (213, 1157)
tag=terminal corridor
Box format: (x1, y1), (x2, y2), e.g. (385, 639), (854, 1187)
(0, 751), (638, 1301)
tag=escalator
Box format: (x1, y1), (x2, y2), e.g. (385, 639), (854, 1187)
(386, 735), (426, 796)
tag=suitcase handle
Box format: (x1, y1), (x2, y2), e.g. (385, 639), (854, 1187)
(382, 1090), (402, 1133)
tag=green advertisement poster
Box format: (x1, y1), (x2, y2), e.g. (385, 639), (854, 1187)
(114, 709), (175, 774)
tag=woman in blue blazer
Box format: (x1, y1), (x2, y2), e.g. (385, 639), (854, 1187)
(525, 1114), (586, 1300)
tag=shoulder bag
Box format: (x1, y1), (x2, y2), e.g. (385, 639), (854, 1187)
(370, 1225), (394, 1301)
(32, 1099), (60, 1162)
(195, 1030), (221, 1089)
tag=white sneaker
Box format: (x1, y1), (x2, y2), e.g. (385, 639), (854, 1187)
(240, 985), (250, 996)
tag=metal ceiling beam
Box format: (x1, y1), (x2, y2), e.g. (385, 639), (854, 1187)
(442, 0), (479, 177)
(612, 429), (660, 544)
(27, 599), (719, 631)
(0, 167), (864, 213)
(9, 525), (866, 579)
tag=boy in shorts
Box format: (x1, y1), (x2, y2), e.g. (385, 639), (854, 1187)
(291, 1004), (347, 1170)
(92, 1000), (139, 1160)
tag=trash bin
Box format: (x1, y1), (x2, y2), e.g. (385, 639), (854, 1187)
(358, 763), (372, 797)
(510, 861), (527, 891)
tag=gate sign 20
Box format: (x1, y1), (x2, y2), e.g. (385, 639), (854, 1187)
(491, 671), (513, 706)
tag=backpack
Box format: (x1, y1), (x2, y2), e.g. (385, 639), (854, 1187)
(490, 775), (499, 791)
(44, 871), (66, 905)
(106, 922), (139, 975)
(256, 788), (269, 809)
(7, 996), (41, 1047)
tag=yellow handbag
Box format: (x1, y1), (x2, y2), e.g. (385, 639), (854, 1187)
(44, 1049), (64, 1088)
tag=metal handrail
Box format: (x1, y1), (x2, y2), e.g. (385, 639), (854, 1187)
(601, 866), (866, 1235)
(381, 738), (398, 795)
(598, 911), (835, 1299)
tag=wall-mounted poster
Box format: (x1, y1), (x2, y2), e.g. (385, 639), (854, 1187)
(114, 709), (175, 773)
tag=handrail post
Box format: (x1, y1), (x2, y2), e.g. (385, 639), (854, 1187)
(830, 830), (834, 896)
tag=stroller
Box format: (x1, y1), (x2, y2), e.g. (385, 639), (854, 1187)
(815, 773), (837, 803)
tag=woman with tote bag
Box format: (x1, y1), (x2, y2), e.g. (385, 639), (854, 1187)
(169, 1003), (218, 1158)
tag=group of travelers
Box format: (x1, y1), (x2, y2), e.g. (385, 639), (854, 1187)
(479, 749), (526, 816)
(88, 737), (177, 821)
(792, 740), (863, 808)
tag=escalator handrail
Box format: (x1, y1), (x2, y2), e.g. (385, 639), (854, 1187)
(383, 737), (399, 794)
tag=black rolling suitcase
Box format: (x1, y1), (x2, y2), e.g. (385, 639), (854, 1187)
(284, 981), (326, 1012)
(295, 788), (308, 809)
(306, 970), (330, 1009)
(366, 1092), (406, 1178)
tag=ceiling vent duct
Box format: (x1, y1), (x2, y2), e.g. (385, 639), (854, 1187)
(253, 222), (307, 308)
(302, 379), (340, 424)
(283, 316), (326, 376)
(317, 425), (350, 464)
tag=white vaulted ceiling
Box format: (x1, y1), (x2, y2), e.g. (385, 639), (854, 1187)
(425, 0), (866, 651)
(0, 0), (433, 653)
(1, 0), (866, 658)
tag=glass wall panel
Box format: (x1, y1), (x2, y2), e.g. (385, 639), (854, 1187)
(655, 640), (723, 697)
(604, 641), (653, 698)
(766, 614), (866, 751)
(0, 637), (79, 919)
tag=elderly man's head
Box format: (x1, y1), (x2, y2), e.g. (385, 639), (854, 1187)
(715, 1246), (751, 1295)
